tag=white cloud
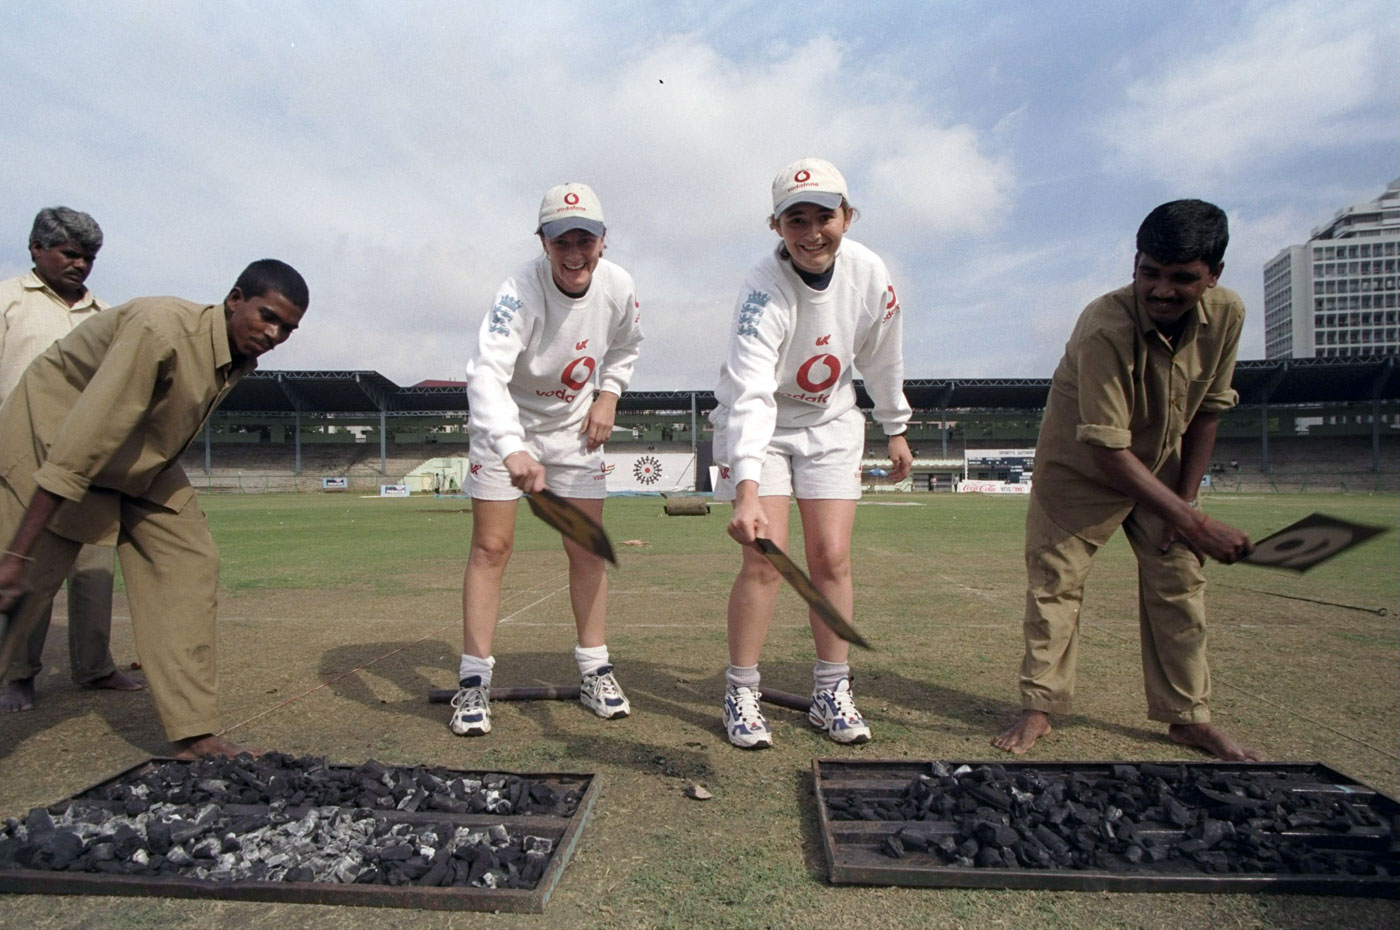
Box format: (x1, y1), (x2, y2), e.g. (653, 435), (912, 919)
(1, 2), (1386, 396)
(1099, 0), (1396, 187)
(0, 14), (1014, 388)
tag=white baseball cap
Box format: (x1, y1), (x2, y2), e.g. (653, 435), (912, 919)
(771, 157), (848, 216)
(538, 182), (606, 238)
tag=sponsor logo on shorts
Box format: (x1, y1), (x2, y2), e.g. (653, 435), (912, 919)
(633, 455), (662, 485)
(718, 465), (730, 480)
(600, 463), (615, 476)
(470, 463), (483, 475)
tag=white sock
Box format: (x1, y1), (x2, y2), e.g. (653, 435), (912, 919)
(575, 644), (610, 678)
(726, 664), (760, 691)
(459, 653), (495, 688)
(813, 660), (849, 693)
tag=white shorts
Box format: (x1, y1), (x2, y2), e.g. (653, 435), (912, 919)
(466, 424), (609, 501)
(712, 406), (865, 502)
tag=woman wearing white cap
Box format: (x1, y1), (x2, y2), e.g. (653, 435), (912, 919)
(712, 158), (912, 749)
(451, 182), (644, 737)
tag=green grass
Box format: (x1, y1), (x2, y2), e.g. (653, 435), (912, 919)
(2, 490), (1397, 929)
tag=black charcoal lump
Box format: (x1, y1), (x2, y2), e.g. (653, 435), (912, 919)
(832, 762), (1398, 877)
(76, 754), (580, 819)
(0, 755), (576, 891)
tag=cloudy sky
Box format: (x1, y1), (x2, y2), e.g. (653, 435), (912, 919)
(2, 1), (1395, 390)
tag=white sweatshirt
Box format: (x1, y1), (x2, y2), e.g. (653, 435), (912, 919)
(467, 254), (643, 460)
(713, 238), (911, 485)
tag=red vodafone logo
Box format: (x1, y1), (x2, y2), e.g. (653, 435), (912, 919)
(886, 285), (898, 310)
(794, 170), (811, 183)
(564, 192), (580, 206)
(561, 356), (596, 391)
(796, 354), (840, 393)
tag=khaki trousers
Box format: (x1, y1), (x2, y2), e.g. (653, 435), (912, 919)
(0, 480), (220, 740)
(1018, 492), (1211, 724)
(7, 543), (116, 684)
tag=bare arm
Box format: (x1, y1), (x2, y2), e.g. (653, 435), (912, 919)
(1175, 410), (1219, 500)
(727, 480), (768, 545)
(0, 488), (64, 611)
(886, 434), (912, 481)
(1089, 442), (1251, 564)
(581, 390), (619, 451)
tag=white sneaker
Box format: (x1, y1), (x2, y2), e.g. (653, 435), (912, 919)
(580, 665), (631, 719)
(809, 678), (871, 744)
(449, 677), (491, 736)
(723, 684), (772, 749)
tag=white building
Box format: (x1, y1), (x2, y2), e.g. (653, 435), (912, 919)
(1263, 178), (1400, 359)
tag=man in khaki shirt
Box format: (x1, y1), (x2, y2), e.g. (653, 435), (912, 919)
(0, 259), (308, 759)
(0, 207), (143, 711)
(992, 200), (1259, 762)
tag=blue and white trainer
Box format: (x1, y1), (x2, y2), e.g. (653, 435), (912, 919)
(809, 678), (871, 744)
(580, 665), (631, 719)
(449, 676), (491, 736)
(723, 684), (773, 749)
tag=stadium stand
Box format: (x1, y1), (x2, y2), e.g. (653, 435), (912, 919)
(177, 358), (1399, 494)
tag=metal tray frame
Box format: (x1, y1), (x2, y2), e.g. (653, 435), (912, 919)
(0, 757), (599, 913)
(813, 758), (1400, 897)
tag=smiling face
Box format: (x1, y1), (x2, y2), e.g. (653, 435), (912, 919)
(771, 202), (851, 275)
(541, 229), (605, 296)
(224, 287), (305, 363)
(30, 239), (96, 304)
(1132, 252), (1222, 328)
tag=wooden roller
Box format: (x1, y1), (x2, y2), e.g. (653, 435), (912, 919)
(662, 497), (710, 516)
(426, 685), (810, 712)
(428, 685), (581, 703)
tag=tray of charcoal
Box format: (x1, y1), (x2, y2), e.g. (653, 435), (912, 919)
(0, 753), (598, 912)
(814, 759), (1400, 896)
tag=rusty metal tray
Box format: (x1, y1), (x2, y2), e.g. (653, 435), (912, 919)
(813, 759), (1400, 896)
(0, 757), (598, 913)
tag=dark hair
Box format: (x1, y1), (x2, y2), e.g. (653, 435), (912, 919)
(30, 207), (103, 253)
(233, 259), (309, 310)
(1136, 200), (1228, 268)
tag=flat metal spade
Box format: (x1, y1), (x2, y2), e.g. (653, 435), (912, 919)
(1240, 512), (1387, 572)
(753, 538), (871, 649)
(524, 488), (617, 565)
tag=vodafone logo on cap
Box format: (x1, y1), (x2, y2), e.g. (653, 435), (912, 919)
(794, 170), (811, 183)
(564, 192), (580, 205)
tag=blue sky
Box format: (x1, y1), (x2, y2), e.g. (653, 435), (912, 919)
(1, 0), (1394, 389)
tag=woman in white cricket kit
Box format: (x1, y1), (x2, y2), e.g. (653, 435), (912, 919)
(712, 158), (913, 749)
(450, 182), (644, 737)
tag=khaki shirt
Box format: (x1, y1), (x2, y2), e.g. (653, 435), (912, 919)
(1032, 283), (1244, 545)
(0, 271), (107, 403)
(0, 297), (253, 544)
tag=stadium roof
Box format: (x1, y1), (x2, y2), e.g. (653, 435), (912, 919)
(220, 356), (1399, 417)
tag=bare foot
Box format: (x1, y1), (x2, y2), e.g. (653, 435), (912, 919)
(991, 709), (1052, 754)
(171, 734), (264, 761)
(0, 678), (37, 712)
(1168, 722), (1264, 761)
(84, 669), (146, 692)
